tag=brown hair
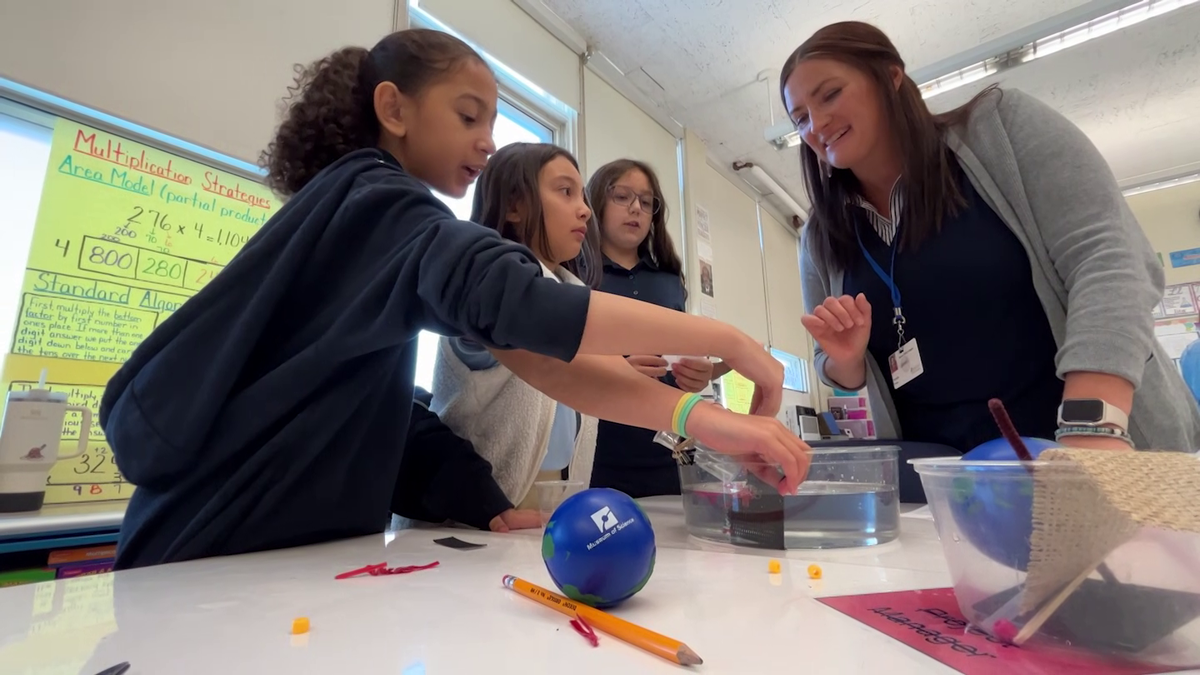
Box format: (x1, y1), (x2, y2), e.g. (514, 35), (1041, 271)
(586, 159), (684, 282)
(779, 21), (996, 271)
(261, 29), (485, 197)
(470, 143), (601, 288)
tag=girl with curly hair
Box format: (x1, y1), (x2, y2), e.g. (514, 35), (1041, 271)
(99, 29), (808, 569)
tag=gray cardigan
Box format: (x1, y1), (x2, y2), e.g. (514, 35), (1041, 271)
(801, 88), (1200, 452)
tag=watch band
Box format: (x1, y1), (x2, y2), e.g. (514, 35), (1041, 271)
(1055, 425), (1135, 447)
(1057, 398), (1129, 432)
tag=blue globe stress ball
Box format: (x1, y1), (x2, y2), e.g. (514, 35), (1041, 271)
(951, 437), (1060, 572)
(541, 488), (656, 608)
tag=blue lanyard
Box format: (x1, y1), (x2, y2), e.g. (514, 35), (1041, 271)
(855, 223), (907, 346)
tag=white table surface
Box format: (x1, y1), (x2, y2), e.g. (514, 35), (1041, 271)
(0, 498), (1191, 675)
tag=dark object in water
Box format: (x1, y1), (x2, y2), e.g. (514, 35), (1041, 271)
(973, 579), (1200, 654)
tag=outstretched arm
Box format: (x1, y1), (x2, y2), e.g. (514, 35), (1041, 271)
(491, 349), (811, 495)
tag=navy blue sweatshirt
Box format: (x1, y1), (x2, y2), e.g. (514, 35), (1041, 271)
(391, 387), (513, 529)
(100, 149), (590, 569)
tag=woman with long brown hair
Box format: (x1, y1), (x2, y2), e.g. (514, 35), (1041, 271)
(783, 21), (1199, 453)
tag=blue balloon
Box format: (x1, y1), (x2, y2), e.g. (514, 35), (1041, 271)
(951, 437), (1059, 571)
(961, 436), (1058, 461)
(541, 488), (656, 608)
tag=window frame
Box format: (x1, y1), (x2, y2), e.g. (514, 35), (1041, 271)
(0, 77), (263, 181)
(407, 2), (580, 393)
(406, 3), (577, 156)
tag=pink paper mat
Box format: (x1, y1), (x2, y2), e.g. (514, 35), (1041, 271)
(818, 587), (1187, 675)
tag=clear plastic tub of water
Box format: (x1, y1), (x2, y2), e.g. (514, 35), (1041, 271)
(912, 456), (1200, 668)
(676, 443), (900, 549)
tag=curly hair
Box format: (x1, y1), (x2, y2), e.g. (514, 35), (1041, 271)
(261, 29), (485, 197)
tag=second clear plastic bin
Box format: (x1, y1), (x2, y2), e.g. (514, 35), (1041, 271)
(911, 456), (1200, 668)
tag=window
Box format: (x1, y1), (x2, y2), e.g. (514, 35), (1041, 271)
(412, 100), (556, 392)
(408, 3), (577, 394)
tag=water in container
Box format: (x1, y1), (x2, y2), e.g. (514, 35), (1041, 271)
(660, 433), (900, 550)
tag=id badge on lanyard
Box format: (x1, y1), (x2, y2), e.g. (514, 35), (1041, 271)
(856, 225), (923, 389)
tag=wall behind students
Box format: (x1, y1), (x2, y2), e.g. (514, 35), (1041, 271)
(0, 0), (395, 165)
(1, 0), (819, 406)
(694, 159), (771, 345)
(581, 69), (684, 257)
(760, 209), (809, 359)
(1127, 180), (1200, 287)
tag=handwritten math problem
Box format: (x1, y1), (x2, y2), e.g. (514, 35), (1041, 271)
(1, 119), (279, 504)
(78, 235), (225, 293)
(47, 443), (128, 505)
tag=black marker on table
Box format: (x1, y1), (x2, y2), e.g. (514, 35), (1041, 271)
(93, 662), (130, 675)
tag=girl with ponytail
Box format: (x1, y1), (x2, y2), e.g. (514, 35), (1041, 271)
(101, 29), (808, 569)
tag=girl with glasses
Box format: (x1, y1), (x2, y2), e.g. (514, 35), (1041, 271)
(584, 159), (730, 497)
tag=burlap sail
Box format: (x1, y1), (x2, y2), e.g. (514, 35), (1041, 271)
(1022, 448), (1200, 614)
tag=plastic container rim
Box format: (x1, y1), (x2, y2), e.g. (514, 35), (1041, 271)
(695, 444), (900, 459)
(908, 456), (1090, 475)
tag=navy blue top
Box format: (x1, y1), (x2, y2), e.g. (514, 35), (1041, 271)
(590, 255), (687, 497)
(99, 149), (591, 569)
(842, 164), (1063, 452)
(391, 387), (513, 530)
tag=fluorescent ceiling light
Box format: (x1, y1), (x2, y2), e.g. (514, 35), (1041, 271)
(764, 119), (801, 150)
(767, 0), (1200, 147)
(920, 0), (1200, 99)
(733, 162), (809, 222)
(1122, 172), (1200, 197)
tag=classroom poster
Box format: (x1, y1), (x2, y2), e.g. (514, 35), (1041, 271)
(1161, 284), (1197, 317)
(1169, 248), (1200, 269)
(720, 370), (755, 414)
(694, 204), (717, 318)
(695, 203), (711, 242)
(0, 119), (278, 504)
(1153, 319), (1198, 361)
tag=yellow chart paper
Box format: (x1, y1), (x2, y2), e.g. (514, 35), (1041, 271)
(720, 370), (755, 415)
(1, 119), (278, 504)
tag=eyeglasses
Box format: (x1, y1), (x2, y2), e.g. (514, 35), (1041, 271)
(607, 185), (661, 215)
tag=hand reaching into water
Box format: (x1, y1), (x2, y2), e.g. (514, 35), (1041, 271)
(687, 404), (812, 495)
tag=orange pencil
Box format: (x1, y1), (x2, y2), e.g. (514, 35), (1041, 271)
(502, 575), (703, 666)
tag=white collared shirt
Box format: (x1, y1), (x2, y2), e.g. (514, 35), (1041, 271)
(849, 178), (903, 245)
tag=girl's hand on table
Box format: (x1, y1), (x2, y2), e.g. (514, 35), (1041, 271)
(488, 509), (543, 533)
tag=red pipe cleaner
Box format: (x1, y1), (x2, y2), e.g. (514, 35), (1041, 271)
(987, 398), (1033, 461)
(336, 561), (439, 579)
(570, 614), (599, 647)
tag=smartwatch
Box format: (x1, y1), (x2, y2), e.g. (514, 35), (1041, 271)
(1057, 398), (1129, 432)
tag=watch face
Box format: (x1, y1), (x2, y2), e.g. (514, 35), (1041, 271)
(1062, 399), (1105, 424)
